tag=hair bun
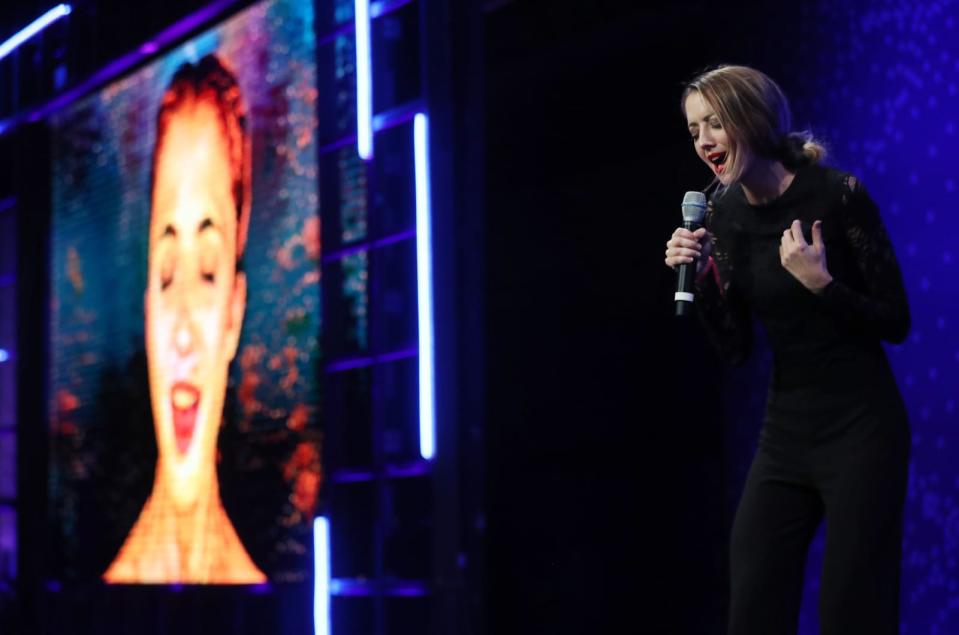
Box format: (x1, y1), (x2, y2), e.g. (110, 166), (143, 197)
(781, 131), (826, 167)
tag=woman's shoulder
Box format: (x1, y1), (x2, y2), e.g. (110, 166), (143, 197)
(777, 164), (877, 227)
(805, 163), (868, 200)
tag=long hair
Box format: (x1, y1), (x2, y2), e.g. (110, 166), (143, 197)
(681, 65), (827, 187)
(151, 54), (251, 264)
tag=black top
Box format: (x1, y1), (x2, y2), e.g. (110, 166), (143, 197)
(693, 163), (910, 414)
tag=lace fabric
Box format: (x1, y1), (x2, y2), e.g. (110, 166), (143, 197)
(819, 174), (910, 343)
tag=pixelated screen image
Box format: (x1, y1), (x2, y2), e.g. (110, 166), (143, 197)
(48, 0), (321, 584)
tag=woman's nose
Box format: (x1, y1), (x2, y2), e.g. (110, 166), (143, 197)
(174, 312), (196, 356)
(698, 130), (714, 149)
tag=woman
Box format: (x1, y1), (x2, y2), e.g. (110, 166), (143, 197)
(104, 55), (265, 584)
(665, 65), (910, 634)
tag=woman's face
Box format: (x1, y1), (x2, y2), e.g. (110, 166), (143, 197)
(684, 91), (740, 184)
(146, 99), (246, 511)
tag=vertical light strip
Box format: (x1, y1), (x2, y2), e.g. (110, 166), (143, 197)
(414, 113), (435, 460)
(354, 0), (373, 160)
(0, 4), (72, 62)
(313, 517), (331, 635)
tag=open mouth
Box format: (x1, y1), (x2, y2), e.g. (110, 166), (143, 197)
(707, 151), (728, 174)
(171, 382), (201, 456)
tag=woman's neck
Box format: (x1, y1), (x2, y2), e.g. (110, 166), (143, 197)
(740, 157), (795, 205)
(151, 461), (223, 558)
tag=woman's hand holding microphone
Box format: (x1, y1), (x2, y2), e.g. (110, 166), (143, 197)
(665, 226), (712, 278)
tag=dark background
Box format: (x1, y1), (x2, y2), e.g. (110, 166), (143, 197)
(484, 1), (815, 633)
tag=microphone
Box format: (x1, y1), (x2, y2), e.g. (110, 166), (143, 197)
(675, 191), (707, 317)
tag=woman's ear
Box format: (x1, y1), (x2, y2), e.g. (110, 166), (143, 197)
(225, 270), (247, 362)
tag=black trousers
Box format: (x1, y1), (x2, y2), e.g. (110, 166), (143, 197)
(727, 387), (911, 635)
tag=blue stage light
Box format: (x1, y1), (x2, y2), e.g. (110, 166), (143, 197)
(313, 516), (330, 635)
(414, 113), (435, 460)
(354, 0), (373, 160)
(0, 4), (72, 62)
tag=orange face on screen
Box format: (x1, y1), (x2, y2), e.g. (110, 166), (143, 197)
(103, 55), (265, 584)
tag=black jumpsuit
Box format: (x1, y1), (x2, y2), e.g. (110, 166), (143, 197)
(693, 163), (911, 635)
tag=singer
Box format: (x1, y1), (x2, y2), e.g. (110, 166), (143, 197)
(664, 65), (910, 634)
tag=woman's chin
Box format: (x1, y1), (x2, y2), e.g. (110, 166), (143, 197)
(168, 480), (202, 512)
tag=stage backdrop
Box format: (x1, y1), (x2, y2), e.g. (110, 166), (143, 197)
(48, 0), (321, 583)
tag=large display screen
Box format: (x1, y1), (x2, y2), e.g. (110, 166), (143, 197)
(48, 0), (321, 584)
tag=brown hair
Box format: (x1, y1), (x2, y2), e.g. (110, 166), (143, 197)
(681, 65), (826, 187)
(151, 54), (251, 263)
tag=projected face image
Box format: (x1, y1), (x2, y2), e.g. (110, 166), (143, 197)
(147, 98), (245, 511)
(104, 55), (265, 584)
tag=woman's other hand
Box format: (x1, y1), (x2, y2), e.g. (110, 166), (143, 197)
(779, 219), (833, 294)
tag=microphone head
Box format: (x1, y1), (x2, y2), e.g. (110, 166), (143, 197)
(681, 191), (707, 224)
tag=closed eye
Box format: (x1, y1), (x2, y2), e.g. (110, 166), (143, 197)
(159, 252), (175, 290)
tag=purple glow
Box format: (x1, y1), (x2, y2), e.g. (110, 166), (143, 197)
(0, 0), (244, 137)
(0, 274), (15, 288)
(370, 0), (414, 19)
(330, 578), (429, 597)
(139, 41), (159, 54)
(317, 134), (356, 156)
(0, 198), (14, 214)
(371, 102), (422, 132)
(329, 459), (431, 484)
(45, 580), (63, 593)
(325, 347), (417, 373)
(321, 228), (415, 264)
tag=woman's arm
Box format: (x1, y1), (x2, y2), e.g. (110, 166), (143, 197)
(818, 174), (911, 344)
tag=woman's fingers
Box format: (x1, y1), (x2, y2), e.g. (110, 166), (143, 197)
(666, 226), (710, 270)
(668, 238), (701, 251)
(665, 249), (701, 268)
(665, 242), (701, 258)
(791, 219), (808, 246)
(812, 219), (823, 249)
(667, 229), (703, 250)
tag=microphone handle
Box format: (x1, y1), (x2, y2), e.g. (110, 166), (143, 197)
(674, 220), (701, 317)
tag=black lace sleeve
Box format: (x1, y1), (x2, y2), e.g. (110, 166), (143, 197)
(693, 201), (752, 366)
(818, 174), (910, 343)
